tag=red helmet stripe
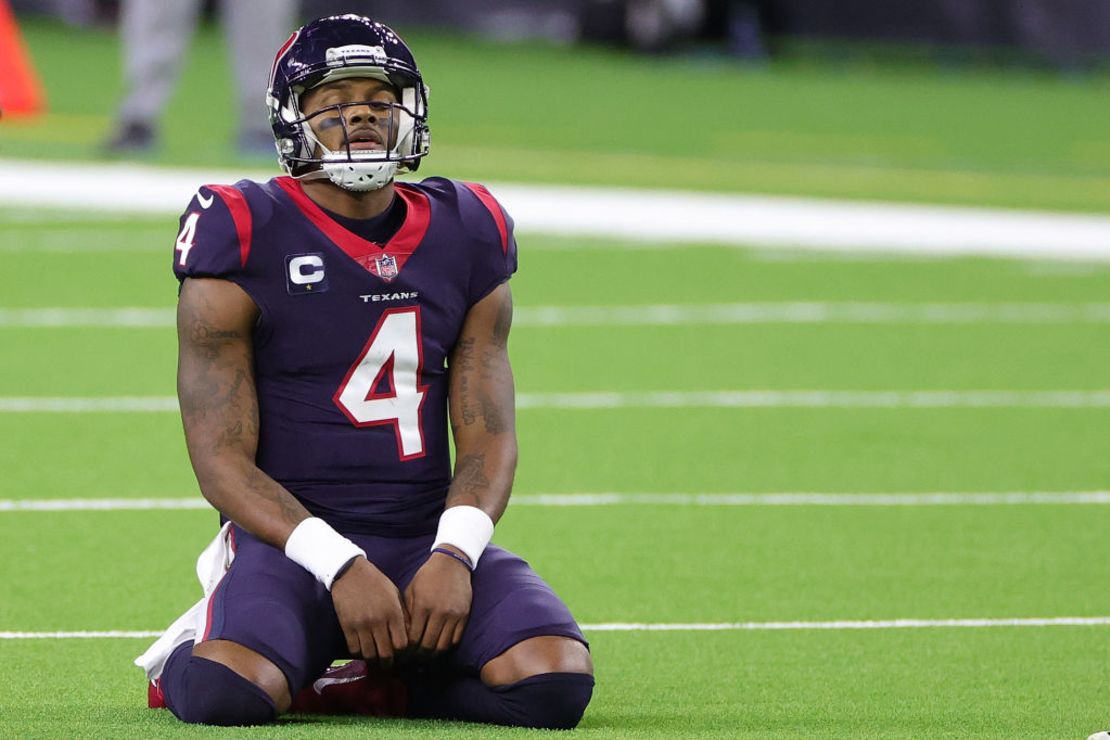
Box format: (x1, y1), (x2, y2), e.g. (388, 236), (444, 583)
(269, 29), (301, 89)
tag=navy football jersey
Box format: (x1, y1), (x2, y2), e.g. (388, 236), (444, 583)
(172, 176), (518, 536)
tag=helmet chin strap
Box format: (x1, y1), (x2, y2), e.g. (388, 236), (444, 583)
(302, 156), (398, 191)
(297, 118), (398, 192)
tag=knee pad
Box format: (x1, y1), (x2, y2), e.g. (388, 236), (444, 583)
(495, 672), (594, 730)
(163, 654), (277, 726)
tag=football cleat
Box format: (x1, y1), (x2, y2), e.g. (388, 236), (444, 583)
(267, 14), (430, 191)
(148, 678), (166, 709)
(1087, 732), (1110, 739)
(290, 660), (408, 717)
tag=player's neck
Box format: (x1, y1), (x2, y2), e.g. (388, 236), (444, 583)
(300, 180), (396, 220)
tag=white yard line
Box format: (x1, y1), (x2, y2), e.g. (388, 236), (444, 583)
(514, 391), (1110, 409)
(9, 303), (1110, 328)
(0, 498), (212, 511)
(5, 391), (1110, 413)
(5, 617), (1110, 639)
(0, 308), (176, 327)
(0, 397), (181, 412)
(510, 491), (1110, 506)
(0, 631), (163, 639)
(3, 158), (1110, 260)
(581, 617), (1110, 631)
(6, 491), (1110, 512)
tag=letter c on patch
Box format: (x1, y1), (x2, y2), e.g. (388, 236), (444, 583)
(289, 255), (324, 285)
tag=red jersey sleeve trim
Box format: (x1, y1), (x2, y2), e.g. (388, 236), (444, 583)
(462, 182), (509, 255)
(206, 185), (253, 268)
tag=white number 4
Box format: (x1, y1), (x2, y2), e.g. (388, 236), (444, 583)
(175, 212), (200, 266)
(334, 307), (427, 460)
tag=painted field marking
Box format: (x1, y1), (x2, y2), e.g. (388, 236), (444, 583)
(0, 308), (175, 327)
(3, 158), (1110, 260)
(0, 397), (180, 412)
(510, 491), (1110, 506)
(5, 617), (1110, 639)
(0, 631), (163, 639)
(582, 617), (1110, 631)
(6, 491), (1110, 512)
(5, 391), (1110, 414)
(10, 303), (1110, 328)
(514, 391), (1110, 409)
(0, 498), (211, 511)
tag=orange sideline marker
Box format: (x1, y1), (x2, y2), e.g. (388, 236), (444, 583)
(0, 0), (46, 117)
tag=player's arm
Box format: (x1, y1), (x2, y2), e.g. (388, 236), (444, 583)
(404, 281), (518, 654)
(177, 277), (407, 664)
(444, 280), (518, 522)
(176, 277), (310, 543)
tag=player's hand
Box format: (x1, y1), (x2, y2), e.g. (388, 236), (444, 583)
(403, 548), (473, 656)
(331, 557), (409, 668)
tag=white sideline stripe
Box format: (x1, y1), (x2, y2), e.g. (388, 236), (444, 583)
(4, 159), (1110, 261)
(6, 391), (1110, 413)
(12, 303), (1110, 328)
(5, 617), (1110, 639)
(6, 491), (1110, 512)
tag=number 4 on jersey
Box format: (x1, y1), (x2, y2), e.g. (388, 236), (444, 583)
(175, 212), (200, 266)
(334, 307), (428, 460)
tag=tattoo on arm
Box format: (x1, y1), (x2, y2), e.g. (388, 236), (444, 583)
(177, 280), (310, 541)
(453, 337), (478, 428)
(245, 466), (306, 523)
(446, 286), (518, 518)
(479, 392), (506, 434)
(449, 453), (490, 508)
(450, 286), (515, 437)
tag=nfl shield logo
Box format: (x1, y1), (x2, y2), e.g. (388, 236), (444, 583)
(374, 254), (399, 282)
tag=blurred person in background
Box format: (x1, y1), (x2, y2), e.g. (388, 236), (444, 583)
(104, 0), (298, 156)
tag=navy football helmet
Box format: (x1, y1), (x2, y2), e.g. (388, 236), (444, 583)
(267, 15), (430, 191)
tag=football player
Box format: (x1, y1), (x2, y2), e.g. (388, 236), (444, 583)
(134, 14), (594, 729)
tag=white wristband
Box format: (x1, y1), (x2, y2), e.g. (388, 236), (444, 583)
(284, 517), (366, 591)
(431, 506), (494, 570)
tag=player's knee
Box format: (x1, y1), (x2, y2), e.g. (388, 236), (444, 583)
(164, 656), (277, 726)
(498, 672), (595, 730)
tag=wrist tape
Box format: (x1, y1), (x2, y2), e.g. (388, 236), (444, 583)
(431, 505), (494, 570)
(284, 517), (366, 591)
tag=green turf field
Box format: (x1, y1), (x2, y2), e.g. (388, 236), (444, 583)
(4, 13), (1110, 740)
(2, 216), (1110, 737)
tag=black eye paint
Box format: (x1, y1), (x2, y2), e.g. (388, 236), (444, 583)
(316, 116), (346, 131)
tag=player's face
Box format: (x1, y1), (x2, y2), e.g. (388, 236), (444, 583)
(301, 78), (401, 155)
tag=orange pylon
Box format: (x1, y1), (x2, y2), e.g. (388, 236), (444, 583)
(0, 0), (46, 118)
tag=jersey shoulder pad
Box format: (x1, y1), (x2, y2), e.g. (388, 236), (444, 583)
(414, 177), (513, 253)
(172, 181), (257, 281)
(432, 178), (519, 304)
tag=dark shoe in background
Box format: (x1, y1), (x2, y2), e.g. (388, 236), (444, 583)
(103, 121), (156, 155)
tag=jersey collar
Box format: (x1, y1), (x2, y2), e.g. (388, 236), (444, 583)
(274, 176), (431, 282)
